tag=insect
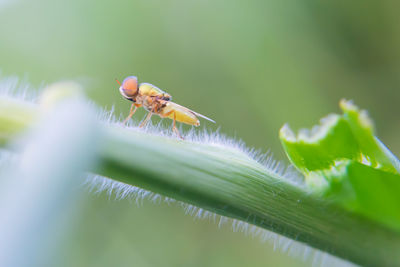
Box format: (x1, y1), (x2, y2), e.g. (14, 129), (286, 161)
(116, 76), (215, 138)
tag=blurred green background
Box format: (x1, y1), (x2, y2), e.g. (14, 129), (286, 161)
(1, 0), (399, 266)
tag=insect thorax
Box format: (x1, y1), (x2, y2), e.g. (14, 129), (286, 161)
(141, 96), (167, 113)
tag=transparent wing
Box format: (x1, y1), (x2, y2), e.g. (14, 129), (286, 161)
(191, 110), (216, 123)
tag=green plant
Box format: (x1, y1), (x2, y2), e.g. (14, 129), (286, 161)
(1, 80), (399, 266)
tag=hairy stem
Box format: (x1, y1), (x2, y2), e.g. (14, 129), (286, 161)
(0, 95), (399, 266)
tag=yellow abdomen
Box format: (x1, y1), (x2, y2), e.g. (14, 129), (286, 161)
(160, 102), (200, 126)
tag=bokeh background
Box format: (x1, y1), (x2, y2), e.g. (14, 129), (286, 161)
(1, 0), (399, 266)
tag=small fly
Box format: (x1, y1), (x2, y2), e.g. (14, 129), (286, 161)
(116, 76), (215, 138)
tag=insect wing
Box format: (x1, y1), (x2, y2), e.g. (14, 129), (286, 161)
(191, 110), (215, 123)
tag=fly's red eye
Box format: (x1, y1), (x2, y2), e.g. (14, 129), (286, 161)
(121, 76), (138, 97)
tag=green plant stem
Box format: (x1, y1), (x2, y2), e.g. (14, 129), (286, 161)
(1, 96), (400, 266)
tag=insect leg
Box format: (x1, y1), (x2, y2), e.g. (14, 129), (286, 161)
(123, 104), (138, 124)
(172, 111), (183, 139)
(139, 111), (153, 128)
(163, 110), (183, 139)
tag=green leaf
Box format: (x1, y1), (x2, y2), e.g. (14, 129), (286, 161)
(321, 160), (400, 232)
(279, 114), (359, 173)
(280, 100), (400, 232)
(280, 100), (398, 174)
(340, 100), (397, 172)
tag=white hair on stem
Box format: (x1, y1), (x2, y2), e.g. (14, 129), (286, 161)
(85, 174), (354, 267)
(94, 104), (304, 186)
